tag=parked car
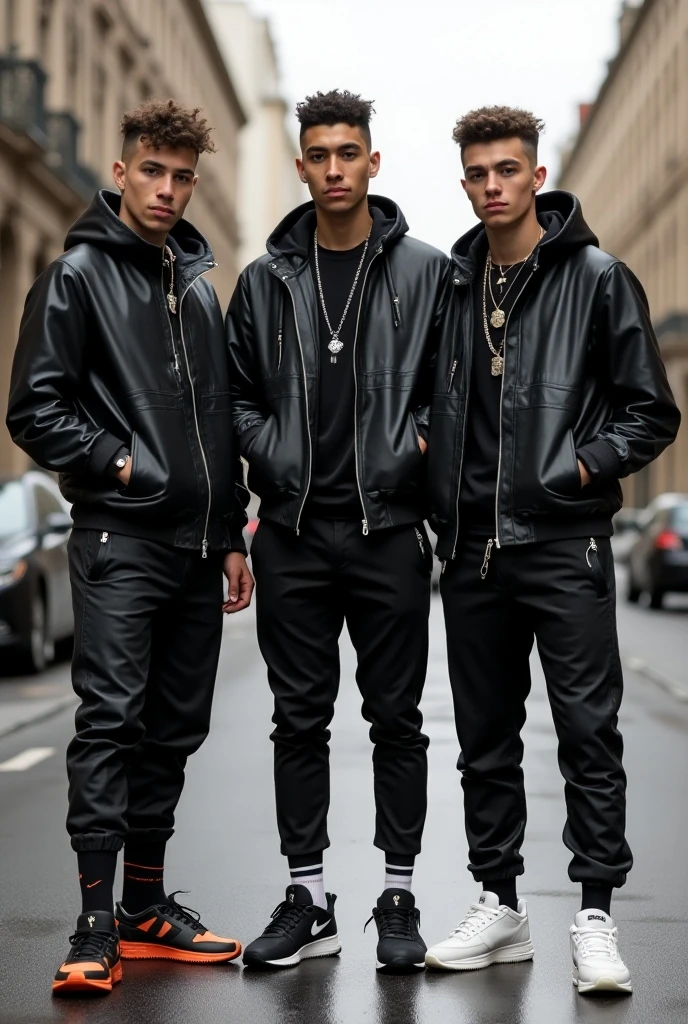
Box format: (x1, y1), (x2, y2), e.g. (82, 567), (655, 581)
(627, 494), (688, 608)
(0, 473), (73, 672)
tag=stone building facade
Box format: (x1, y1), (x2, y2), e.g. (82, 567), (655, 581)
(0, 0), (246, 475)
(205, 0), (303, 270)
(558, 0), (688, 507)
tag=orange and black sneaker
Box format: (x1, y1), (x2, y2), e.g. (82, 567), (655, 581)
(52, 911), (122, 997)
(116, 891), (242, 963)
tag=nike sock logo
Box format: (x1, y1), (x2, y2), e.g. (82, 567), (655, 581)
(86, 880), (102, 889)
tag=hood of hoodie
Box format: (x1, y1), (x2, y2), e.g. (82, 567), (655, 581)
(64, 190), (214, 272)
(451, 190), (598, 280)
(266, 194), (408, 265)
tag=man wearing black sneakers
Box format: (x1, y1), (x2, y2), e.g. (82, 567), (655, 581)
(227, 90), (447, 972)
(7, 101), (251, 995)
(425, 107), (679, 994)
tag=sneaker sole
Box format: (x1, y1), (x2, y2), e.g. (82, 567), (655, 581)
(52, 961), (122, 996)
(573, 971), (633, 995)
(425, 939), (534, 971)
(376, 959), (426, 975)
(119, 941), (241, 963)
(243, 934), (341, 970)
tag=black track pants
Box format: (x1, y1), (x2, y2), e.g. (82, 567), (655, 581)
(66, 530), (224, 852)
(251, 518), (431, 857)
(441, 534), (633, 887)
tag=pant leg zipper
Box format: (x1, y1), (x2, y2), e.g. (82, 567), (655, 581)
(480, 538), (494, 580)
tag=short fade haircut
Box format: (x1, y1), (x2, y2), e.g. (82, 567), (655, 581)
(453, 106), (545, 166)
(296, 89), (375, 150)
(120, 99), (216, 161)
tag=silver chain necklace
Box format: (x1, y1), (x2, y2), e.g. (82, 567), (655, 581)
(164, 246), (177, 314)
(314, 227), (371, 363)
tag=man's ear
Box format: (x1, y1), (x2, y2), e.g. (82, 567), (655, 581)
(533, 164), (547, 194)
(369, 150), (381, 180)
(113, 160), (126, 192)
(295, 157), (308, 184)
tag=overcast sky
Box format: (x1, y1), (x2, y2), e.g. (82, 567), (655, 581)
(243, 0), (625, 253)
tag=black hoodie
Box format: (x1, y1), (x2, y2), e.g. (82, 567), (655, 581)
(7, 190), (248, 553)
(427, 190), (680, 558)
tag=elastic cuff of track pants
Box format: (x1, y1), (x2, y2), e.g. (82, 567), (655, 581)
(473, 867), (525, 882)
(70, 833), (125, 853)
(124, 827), (175, 845)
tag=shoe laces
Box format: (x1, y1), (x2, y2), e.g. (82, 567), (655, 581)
(364, 906), (418, 939)
(263, 900), (311, 936)
(165, 891), (206, 933)
(450, 903), (499, 940)
(574, 925), (619, 962)
(68, 929), (116, 962)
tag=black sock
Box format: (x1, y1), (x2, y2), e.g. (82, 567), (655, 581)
(77, 851), (117, 914)
(121, 841), (168, 914)
(581, 884), (612, 916)
(483, 878), (519, 912)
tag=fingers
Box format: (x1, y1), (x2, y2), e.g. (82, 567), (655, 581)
(223, 565), (255, 614)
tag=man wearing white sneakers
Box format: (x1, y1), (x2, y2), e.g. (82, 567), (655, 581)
(424, 106), (679, 995)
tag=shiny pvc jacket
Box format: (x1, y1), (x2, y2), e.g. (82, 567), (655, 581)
(428, 190), (680, 561)
(7, 190), (248, 553)
(226, 196), (450, 534)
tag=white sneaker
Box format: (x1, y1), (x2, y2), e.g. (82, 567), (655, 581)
(570, 909), (632, 995)
(425, 891), (534, 971)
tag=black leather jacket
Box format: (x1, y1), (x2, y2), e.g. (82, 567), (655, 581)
(428, 191), (680, 560)
(7, 190), (248, 553)
(226, 196), (450, 533)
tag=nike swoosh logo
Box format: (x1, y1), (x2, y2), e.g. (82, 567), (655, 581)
(86, 880), (102, 889)
(311, 919), (330, 937)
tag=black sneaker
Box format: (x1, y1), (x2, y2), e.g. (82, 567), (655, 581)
(242, 884), (340, 970)
(366, 889), (426, 974)
(52, 911), (121, 996)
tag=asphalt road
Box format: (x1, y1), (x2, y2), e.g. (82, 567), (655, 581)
(1, 567), (687, 1024)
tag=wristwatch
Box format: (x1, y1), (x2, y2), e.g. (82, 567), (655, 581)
(115, 455), (130, 471)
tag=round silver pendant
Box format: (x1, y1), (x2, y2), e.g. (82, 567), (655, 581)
(490, 309), (506, 329)
(328, 338), (344, 356)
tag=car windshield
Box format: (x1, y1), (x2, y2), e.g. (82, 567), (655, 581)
(0, 482), (28, 539)
(670, 505), (688, 532)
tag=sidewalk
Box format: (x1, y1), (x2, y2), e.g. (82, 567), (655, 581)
(0, 662), (76, 740)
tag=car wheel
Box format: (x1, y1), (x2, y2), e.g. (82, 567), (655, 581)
(626, 574), (641, 603)
(649, 589), (664, 610)
(23, 592), (53, 674)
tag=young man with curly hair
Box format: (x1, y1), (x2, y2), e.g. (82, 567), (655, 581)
(8, 100), (253, 995)
(227, 89), (449, 973)
(424, 106), (679, 993)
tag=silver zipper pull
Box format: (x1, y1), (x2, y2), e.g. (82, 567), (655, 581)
(480, 539), (494, 580)
(393, 296), (401, 327)
(414, 527), (425, 556)
(441, 559), (447, 575)
(362, 519), (369, 537)
(585, 537), (597, 568)
(100, 532), (109, 544)
(277, 329), (283, 371)
(202, 538), (208, 559)
(448, 359), (458, 391)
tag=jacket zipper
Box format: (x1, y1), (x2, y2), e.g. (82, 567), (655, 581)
(277, 327), (283, 372)
(448, 280), (473, 563)
(353, 246), (384, 536)
(176, 265), (217, 557)
(414, 526), (426, 557)
(585, 536), (598, 567)
(493, 270), (535, 550)
(283, 279), (313, 536)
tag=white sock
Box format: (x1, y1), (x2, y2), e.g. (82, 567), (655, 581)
(384, 860), (414, 893)
(289, 861), (327, 911)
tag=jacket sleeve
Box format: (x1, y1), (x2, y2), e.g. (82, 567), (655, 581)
(6, 260), (125, 475)
(576, 262), (681, 483)
(225, 269), (268, 456)
(413, 257), (452, 441)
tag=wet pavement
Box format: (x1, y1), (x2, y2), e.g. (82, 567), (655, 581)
(1, 573), (687, 1023)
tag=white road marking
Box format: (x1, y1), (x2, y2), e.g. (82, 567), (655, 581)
(0, 747), (57, 772)
(624, 656), (688, 703)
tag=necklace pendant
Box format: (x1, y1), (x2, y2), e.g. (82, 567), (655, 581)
(491, 354), (504, 377)
(490, 308), (505, 329)
(167, 293), (177, 315)
(497, 276), (507, 286)
(328, 337), (344, 358)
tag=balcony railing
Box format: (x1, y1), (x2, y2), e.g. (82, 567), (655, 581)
(45, 111), (100, 201)
(0, 56), (48, 146)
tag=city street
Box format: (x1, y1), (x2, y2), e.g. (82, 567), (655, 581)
(1, 569), (687, 1023)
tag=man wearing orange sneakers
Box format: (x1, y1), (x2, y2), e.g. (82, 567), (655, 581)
(8, 100), (251, 995)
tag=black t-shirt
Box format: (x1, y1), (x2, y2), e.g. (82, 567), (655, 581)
(305, 239), (369, 519)
(459, 255), (531, 535)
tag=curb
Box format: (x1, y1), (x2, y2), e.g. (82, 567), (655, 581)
(0, 694), (77, 742)
(623, 655), (688, 703)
